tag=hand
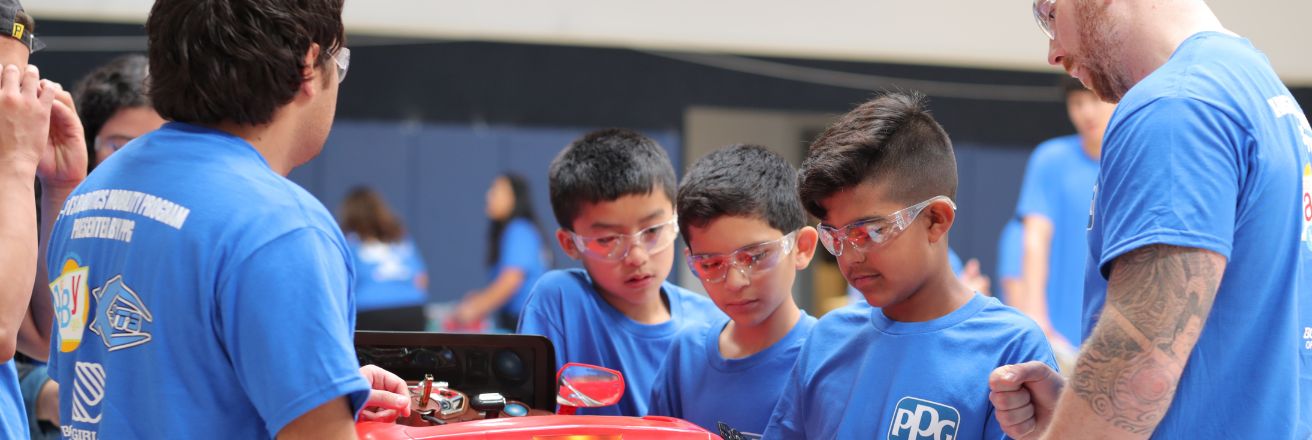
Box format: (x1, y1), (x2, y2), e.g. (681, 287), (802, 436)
(989, 361), (1065, 440)
(359, 364), (411, 422)
(0, 64), (56, 173)
(452, 299), (483, 326)
(37, 81), (88, 191)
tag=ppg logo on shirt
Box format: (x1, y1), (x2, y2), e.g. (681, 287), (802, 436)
(889, 397), (960, 440)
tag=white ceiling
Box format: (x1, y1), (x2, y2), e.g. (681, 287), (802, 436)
(25, 0), (1312, 86)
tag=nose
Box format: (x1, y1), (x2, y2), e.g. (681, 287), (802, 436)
(620, 239), (649, 267)
(724, 265), (752, 291)
(1047, 38), (1065, 67)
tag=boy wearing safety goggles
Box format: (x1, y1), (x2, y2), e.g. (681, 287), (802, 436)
(762, 92), (1055, 439)
(646, 144), (819, 436)
(517, 128), (724, 417)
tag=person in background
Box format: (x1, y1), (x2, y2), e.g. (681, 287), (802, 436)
(995, 218), (1024, 305)
(453, 173), (549, 332)
(73, 53), (166, 172)
(339, 186), (430, 331)
(1011, 77), (1113, 367)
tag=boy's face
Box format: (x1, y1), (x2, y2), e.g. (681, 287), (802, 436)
(556, 190), (678, 308)
(686, 216), (817, 328)
(818, 181), (951, 311)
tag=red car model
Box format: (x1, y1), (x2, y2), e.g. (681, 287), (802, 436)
(352, 331), (717, 440)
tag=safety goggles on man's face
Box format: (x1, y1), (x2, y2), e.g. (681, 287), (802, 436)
(816, 195), (955, 258)
(686, 230), (798, 284)
(568, 216), (679, 261)
(1033, 0), (1058, 40)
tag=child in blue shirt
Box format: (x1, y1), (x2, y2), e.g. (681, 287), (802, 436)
(762, 91), (1055, 439)
(517, 129), (723, 417)
(647, 145), (820, 436)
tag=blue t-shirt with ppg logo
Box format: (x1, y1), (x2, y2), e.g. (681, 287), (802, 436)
(762, 293), (1055, 439)
(45, 123), (370, 439)
(1083, 32), (1312, 437)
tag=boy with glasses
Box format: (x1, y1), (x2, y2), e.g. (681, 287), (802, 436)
(762, 91), (1055, 439)
(646, 144), (819, 436)
(518, 128), (723, 417)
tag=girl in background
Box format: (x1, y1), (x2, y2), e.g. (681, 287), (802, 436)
(453, 174), (548, 331)
(339, 186), (430, 331)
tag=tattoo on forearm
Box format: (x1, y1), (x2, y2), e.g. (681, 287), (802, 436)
(1072, 245), (1223, 435)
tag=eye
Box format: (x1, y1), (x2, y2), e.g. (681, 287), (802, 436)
(697, 258), (725, 271)
(594, 236), (618, 246)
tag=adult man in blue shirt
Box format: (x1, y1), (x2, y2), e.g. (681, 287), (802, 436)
(991, 1), (1312, 438)
(43, 1), (410, 439)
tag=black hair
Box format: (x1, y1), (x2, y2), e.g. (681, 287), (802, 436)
(547, 128), (677, 231)
(798, 91), (957, 220)
(145, 0), (344, 125)
(73, 54), (151, 173)
(487, 173), (546, 267)
(677, 144), (806, 243)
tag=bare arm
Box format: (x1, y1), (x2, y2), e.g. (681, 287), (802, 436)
(0, 65), (56, 362)
(19, 86), (87, 361)
(455, 268), (525, 324)
(276, 397), (358, 440)
(1043, 244), (1224, 439)
(1018, 215), (1056, 335)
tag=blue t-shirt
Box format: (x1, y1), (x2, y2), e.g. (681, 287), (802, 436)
(1, 360), (28, 440)
(763, 293), (1055, 439)
(1016, 134), (1098, 345)
(45, 123), (370, 439)
(996, 219), (1023, 281)
(1083, 32), (1312, 438)
(349, 234), (428, 312)
(492, 218), (547, 320)
(648, 313), (818, 435)
(517, 269), (724, 416)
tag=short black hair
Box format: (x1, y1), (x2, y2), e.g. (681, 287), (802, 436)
(548, 128), (677, 231)
(145, 0), (344, 126)
(73, 54), (150, 172)
(798, 91), (957, 220)
(678, 144), (806, 243)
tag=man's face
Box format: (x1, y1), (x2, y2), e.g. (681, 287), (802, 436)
(1048, 0), (1133, 103)
(0, 35), (29, 68)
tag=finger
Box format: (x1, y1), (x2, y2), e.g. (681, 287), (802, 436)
(1, 64), (19, 93)
(365, 389), (412, 416)
(989, 389), (1032, 411)
(992, 400), (1035, 426)
(21, 65), (40, 98)
(1000, 417), (1037, 439)
(361, 408), (397, 421)
(48, 81), (75, 110)
(989, 361), (1055, 391)
(35, 76), (55, 108)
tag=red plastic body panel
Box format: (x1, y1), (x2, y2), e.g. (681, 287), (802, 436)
(357, 415), (715, 440)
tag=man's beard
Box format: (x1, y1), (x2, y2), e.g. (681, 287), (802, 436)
(1069, 0), (1135, 103)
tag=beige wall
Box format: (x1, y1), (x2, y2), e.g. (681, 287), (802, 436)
(27, 0), (1312, 86)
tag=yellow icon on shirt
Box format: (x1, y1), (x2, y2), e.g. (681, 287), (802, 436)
(50, 258), (91, 352)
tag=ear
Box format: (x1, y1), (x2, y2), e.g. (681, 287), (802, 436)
(923, 200), (955, 244)
(298, 42), (324, 99)
(555, 228), (581, 260)
(792, 226), (820, 270)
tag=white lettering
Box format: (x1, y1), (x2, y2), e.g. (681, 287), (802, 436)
(60, 426), (98, 440)
(70, 217), (136, 243)
(60, 189), (190, 230)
